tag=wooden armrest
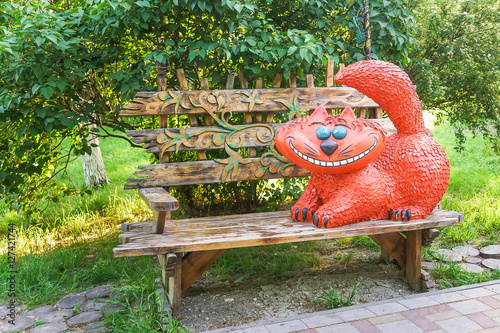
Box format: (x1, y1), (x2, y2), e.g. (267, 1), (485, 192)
(139, 187), (179, 212)
(139, 188), (179, 234)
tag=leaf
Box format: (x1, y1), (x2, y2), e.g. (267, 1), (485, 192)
(40, 87), (53, 99)
(287, 46), (298, 56)
(246, 37), (256, 47)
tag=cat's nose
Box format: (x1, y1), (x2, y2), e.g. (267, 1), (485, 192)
(320, 140), (338, 156)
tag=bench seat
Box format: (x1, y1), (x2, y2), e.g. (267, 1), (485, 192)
(114, 208), (462, 258)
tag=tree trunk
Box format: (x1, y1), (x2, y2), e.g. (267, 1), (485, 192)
(82, 124), (110, 188)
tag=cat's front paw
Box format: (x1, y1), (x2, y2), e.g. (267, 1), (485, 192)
(291, 205), (316, 222)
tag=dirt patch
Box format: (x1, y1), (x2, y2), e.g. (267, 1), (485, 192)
(181, 252), (417, 332)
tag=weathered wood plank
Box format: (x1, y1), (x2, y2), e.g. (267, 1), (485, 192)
(124, 118), (396, 154)
(181, 250), (226, 293)
(138, 188), (179, 211)
(326, 60), (335, 87)
(405, 230), (422, 291)
(125, 157), (311, 188)
(120, 87), (379, 117)
(166, 253), (182, 317)
(113, 209), (462, 258)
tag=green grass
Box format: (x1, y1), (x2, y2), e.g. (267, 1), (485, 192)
(316, 280), (361, 310)
(433, 124), (500, 246)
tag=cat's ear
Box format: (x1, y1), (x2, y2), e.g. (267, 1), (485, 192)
(310, 105), (329, 119)
(340, 106), (356, 119)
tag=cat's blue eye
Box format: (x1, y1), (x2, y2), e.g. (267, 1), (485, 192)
(316, 126), (331, 140)
(332, 126), (347, 139)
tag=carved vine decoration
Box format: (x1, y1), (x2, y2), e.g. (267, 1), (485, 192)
(154, 90), (307, 182)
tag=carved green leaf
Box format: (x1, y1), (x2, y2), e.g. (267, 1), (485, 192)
(242, 90), (264, 112)
(276, 95), (307, 120)
(161, 91), (191, 114)
(215, 143), (250, 182)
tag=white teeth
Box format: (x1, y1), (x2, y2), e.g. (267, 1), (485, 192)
(289, 138), (377, 168)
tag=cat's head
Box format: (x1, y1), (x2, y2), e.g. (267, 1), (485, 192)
(275, 105), (387, 174)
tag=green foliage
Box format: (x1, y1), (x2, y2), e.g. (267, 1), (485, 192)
(406, 0), (500, 151)
(104, 284), (189, 333)
(431, 261), (500, 289)
(0, 0), (414, 217)
(316, 280), (361, 309)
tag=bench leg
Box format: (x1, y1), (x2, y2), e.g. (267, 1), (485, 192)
(405, 230), (422, 291)
(158, 253), (183, 318)
(181, 250), (226, 293)
(370, 233), (405, 267)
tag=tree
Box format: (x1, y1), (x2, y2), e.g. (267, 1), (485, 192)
(406, 0), (500, 151)
(0, 0), (414, 217)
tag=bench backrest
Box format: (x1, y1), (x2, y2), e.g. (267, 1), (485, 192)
(120, 62), (389, 189)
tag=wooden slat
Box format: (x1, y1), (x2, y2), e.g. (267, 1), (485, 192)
(120, 87), (379, 117)
(157, 66), (169, 163)
(113, 209), (462, 258)
(139, 188), (179, 211)
(125, 157), (311, 188)
(306, 74), (314, 88)
(124, 118), (396, 154)
(288, 71), (296, 88)
(326, 59), (335, 87)
(266, 73), (283, 123)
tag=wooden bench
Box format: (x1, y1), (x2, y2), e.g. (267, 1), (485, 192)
(113, 62), (463, 319)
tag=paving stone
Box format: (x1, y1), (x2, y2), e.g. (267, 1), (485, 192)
(84, 321), (107, 332)
(376, 319), (423, 333)
(428, 292), (468, 304)
(425, 309), (462, 322)
(102, 303), (126, 314)
(0, 315), (35, 332)
(38, 309), (74, 323)
(481, 245), (500, 258)
(265, 319), (308, 333)
(30, 322), (68, 333)
(465, 257), (482, 264)
(401, 307), (440, 331)
(435, 248), (462, 262)
(459, 263), (484, 273)
(478, 296), (500, 309)
(80, 300), (106, 311)
(67, 311), (102, 326)
(300, 314), (343, 328)
(24, 305), (55, 318)
(0, 304), (24, 320)
(421, 261), (436, 270)
(482, 258), (500, 269)
(368, 313), (405, 325)
(485, 283), (500, 293)
(398, 296), (439, 309)
(316, 323), (359, 333)
(449, 299), (492, 315)
(351, 320), (379, 333)
(56, 295), (85, 309)
(452, 245), (480, 258)
(85, 286), (111, 299)
(232, 326), (270, 333)
(435, 316), (482, 333)
(367, 302), (408, 315)
(458, 287), (496, 298)
(466, 312), (499, 328)
(336, 308), (376, 322)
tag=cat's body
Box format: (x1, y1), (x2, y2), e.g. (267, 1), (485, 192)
(274, 60), (450, 228)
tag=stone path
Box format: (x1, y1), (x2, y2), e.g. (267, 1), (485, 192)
(208, 280), (500, 333)
(0, 286), (124, 332)
(423, 245), (500, 275)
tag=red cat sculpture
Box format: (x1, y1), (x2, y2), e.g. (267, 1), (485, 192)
(274, 60), (450, 228)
